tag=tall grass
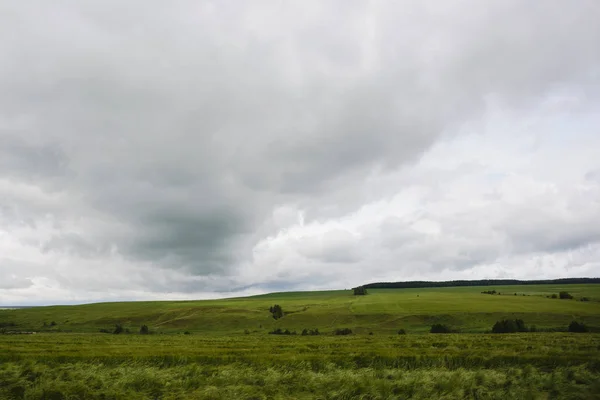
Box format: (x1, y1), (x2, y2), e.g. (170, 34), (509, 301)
(1, 360), (599, 399)
(1, 333), (599, 399)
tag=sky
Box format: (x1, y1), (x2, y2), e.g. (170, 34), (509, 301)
(1, 1), (599, 305)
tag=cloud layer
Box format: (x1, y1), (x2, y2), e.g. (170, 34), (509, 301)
(1, 1), (599, 304)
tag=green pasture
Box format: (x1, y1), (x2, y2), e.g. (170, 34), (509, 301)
(1, 284), (599, 334)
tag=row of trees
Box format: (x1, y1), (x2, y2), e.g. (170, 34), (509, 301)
(100, 324), (150, 334)
(364, 278), (600, 290)
(427, 319), (591, 334)
(269, 328), (321, 335)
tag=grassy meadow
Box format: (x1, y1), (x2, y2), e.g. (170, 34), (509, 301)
(1, 284), (600, 399)
(2, 284), (599, 335)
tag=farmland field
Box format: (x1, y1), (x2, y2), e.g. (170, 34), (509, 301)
(1, 284), (600, 399)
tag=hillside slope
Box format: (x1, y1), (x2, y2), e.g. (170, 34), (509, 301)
(1, 284), (599, 334)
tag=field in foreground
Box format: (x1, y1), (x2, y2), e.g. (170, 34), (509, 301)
(1, 333), (599, 399)
(2, 284), (600, 334)
(1, 284), (600, 399)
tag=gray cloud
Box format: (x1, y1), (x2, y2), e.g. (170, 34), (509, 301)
(1, 0), (599, 303)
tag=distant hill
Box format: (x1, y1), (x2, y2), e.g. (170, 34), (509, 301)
(363, 277), (600, 290)
(1, 283), (599, 334)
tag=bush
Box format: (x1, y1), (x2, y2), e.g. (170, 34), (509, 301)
(492, 319), (527, 333)
(353, 286), (368, 295)
(551, 294), (558, 299)
(568, 321), (588, 333)
(580, 297), (590, 302)
(268, 328), (297, 335)
(481, 290), (497, 295)
(269, 305), (284, 320)
(559, 292), (573, 300)
(397, 329), (407, 335)
(334, 328), (353, 335)
(113, 324), (123, 334)
(139, 325), (149, 335)
(430, 324), (451, 334)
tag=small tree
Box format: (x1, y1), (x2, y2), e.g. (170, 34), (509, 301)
(139, 325), (149, 335)
(113, 323), (124, 334)
(269, 304), (284, 319)
(353, 286), (368, 296)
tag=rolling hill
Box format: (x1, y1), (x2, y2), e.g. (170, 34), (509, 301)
(2, 283), (599, 334)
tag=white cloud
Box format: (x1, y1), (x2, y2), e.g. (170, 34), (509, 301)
(0, 0), (599, 304)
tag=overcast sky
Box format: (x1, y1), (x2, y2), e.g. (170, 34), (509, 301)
(1, 1), (599, 305)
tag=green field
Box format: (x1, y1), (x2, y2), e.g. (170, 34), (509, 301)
(1, 284), (600, 399)
(2, 284), (599, 334)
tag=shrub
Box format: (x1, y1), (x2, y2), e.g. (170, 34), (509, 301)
(113, 324), (123, 334)
(492, 319), (527, 333)
(568, 321), (588, 333)
(183, 331), (191, 335)
(430, 324), (451, 334)
(268, 328), (297, 335)
(269, 305), (284, 320)
(139, 325), (149, 335)
(353, 286), (368, 295)
(50, 321), (57, 327)
(334, 328), (353, 335)
(559, 292), (573, 300)
(481, 290), (497, 295)
(397, 329), (407, 335)
(580, 297), (590, 302)
(551, 294), (558, 299)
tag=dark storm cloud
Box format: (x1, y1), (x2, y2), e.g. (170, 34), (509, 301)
(0, 0), (599, 302)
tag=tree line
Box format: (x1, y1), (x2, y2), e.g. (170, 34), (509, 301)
(363, 278), (600, 290)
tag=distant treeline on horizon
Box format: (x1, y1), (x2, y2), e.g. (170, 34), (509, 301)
(363, 278), (600, 289)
